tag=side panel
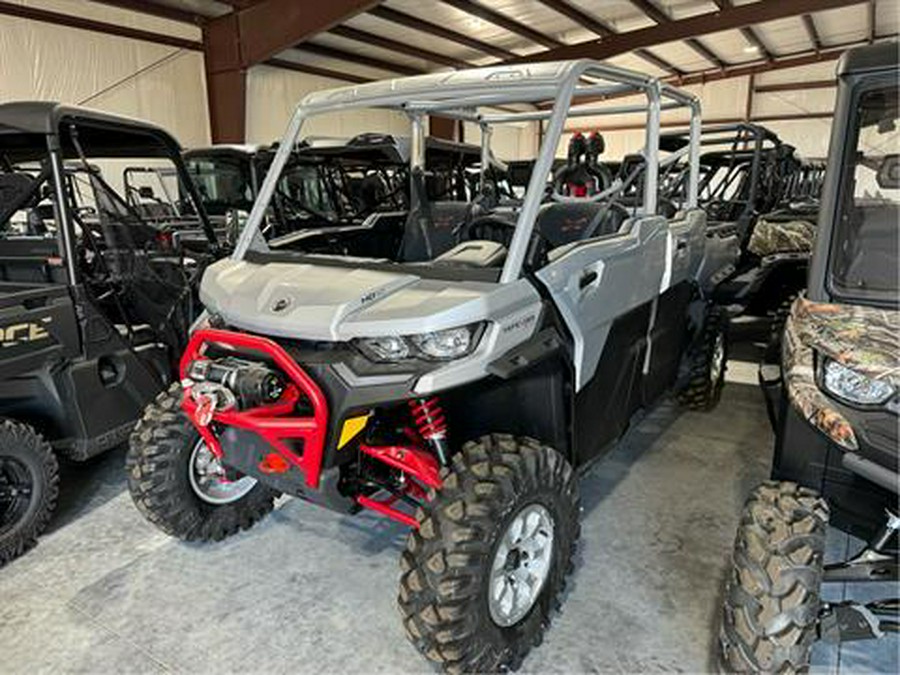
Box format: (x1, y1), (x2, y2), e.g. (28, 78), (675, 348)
(0, 285), (79, 439)
(641, 281), (694, 405)
(536, 209), (705, 390)
(442, 356), (573, 463)
(572, 301), (651, 466)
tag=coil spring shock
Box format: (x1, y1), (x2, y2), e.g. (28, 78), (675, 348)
(409, 397), (449, 465)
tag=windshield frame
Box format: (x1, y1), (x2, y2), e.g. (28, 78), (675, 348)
(824, 73), (899, 308)
(231, 60), (701, 284)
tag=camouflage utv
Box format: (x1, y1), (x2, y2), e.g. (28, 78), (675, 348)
(719, 41), (899, 672)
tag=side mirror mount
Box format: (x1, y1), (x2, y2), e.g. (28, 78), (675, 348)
(138, 186), (156, 200)
(876, 154), (900, 189)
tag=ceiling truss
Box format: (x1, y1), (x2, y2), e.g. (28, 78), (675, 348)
(1, 0), (888, 141)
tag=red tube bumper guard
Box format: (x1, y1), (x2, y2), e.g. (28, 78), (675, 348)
(180, 328), (441, 525)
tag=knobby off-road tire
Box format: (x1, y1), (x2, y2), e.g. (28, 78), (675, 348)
(126, 383), (279, 542)
(719, 481), (829, 673)
(399, 435), (580, 673)
(0, 419), (59, 566)
(678, 304), (729, 411)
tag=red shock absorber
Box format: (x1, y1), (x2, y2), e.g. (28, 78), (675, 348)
(409, 397), (449, 465)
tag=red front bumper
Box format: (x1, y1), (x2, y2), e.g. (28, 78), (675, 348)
(180, 328), (330, 489)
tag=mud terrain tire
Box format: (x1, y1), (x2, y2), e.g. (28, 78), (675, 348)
(126, 383), (279, 542)
(678, 304), (729, 411)
(719, 481), (829, 673)
(399, 435), (580, 673)
(0, 420), (58, 567)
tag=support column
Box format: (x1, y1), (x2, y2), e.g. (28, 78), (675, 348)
(203, 14), (246, 143)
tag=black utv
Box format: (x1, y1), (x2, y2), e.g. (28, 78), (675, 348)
(719, 41), (899, 672)
(0, 102), (216, 565)
(183, 134), (485, 243)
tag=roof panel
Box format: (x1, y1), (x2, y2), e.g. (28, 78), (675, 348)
(148, 0), (231, 18)
(607, 52), (668, 78)
(756, 60), (840, 85)
(642, 41), (710, 72)
(813, 5), (871, 46)
(478, 0), (587, 39)
(876, 0), (900, 36)
(654, 0), (722, 20)
(380, 0), (537, 53)
(341, 12), (490, 64)
(305, 33), (437, 73)
(754, 16), (816, 55)
(698, 29), (767, 64)
(568, 0), (655, 28)
(274, 48), (402, 82)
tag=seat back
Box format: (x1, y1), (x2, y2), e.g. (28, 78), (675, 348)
(400, 201), (471, 262)
(534, 201), (628, 249)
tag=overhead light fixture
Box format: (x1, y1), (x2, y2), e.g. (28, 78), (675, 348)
(743, 45), (760, 53)
(467, 17), (484, 29)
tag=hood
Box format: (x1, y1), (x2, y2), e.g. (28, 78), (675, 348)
(199, 258), (505, 341)
(792, 297), (900, 387)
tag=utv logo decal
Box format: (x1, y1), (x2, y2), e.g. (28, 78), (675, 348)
(359, 289), (387, 305)
(1, 318), (52, 348)
(271, 297), (292, 313)
(502, 313), (538, 334)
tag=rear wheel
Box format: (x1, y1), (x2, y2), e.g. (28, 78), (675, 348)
(399, 435), (580, 673)
(126, 383), (279, 542)
(678, 304), (728, 411)
(719, 481), (829, 673)
(0, 420), (59, 567)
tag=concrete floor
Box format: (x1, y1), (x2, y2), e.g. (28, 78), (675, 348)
(0, 326), (896, 673)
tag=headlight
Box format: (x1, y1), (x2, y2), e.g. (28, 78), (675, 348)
(356, 335), (410, 362)
(822, 359), (895, 406)
(355, 324), (483, 363)
(410, 327), (474, 360)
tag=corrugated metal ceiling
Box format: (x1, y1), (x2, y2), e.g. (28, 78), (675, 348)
(119, 0), (899, 83)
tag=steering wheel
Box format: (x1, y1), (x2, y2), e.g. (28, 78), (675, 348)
(463, 215), (554, 269)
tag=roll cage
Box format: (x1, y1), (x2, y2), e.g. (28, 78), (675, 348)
(232, 60), (701, 284)
(660, 123), (784, 224)
(0, 102), (217, 284)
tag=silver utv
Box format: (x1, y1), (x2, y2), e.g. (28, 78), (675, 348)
(126, 60), (735, 673)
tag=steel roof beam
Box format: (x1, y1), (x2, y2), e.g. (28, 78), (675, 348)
(508, 0), (863, 64)
(89, 0), (208, 25)
(441, 0), (562, 49)
(265, 58), (371, 84)
(367, 5), (516, 61)
(628, 1), (727, 70)
(329, 24), (471, 69)
(293, 42), (423, 76)
(0, 0), (201, 50)
(801, 14), (824, 51)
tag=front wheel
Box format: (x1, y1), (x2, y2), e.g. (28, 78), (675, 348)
(0, 420), (59, 566)
(719, 481), (829, 673)
(399, 435), (580, 673)
(126, 383), (280, 542)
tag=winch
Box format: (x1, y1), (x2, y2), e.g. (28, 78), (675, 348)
(186, 357), (285, 413)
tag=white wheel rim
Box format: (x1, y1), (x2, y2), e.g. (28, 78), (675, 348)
(188, 440), (257, 505)
(488, 503), (555, 627)
(710, 332), (725, 386)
